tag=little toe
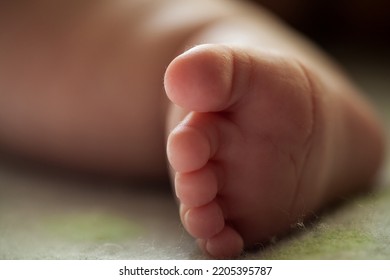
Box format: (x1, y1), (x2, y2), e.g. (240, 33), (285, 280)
(204, 226), (244, 259)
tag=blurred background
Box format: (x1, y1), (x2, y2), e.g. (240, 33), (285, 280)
(252, 0), (390, 47)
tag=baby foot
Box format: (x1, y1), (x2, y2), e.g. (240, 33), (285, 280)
(164, 44), (384, 258)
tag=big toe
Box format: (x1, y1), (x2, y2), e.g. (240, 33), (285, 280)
(164, 44), (241, 112)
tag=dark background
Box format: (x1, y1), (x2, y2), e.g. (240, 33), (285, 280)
(250, 0), (390, 48)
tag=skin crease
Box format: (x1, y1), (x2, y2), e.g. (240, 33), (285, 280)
(0, 0), (385, 258)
